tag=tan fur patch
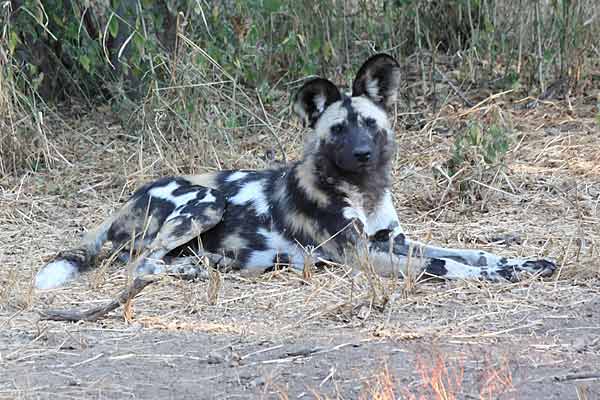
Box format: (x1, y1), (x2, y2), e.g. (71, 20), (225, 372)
(221, 232), (249, 250)
(294, 156), (331, 208)
(350, 97), (392, 133)
(108, 199), (163, 250)
(314, 101), (348, 141)
(284, 211), (322, 242)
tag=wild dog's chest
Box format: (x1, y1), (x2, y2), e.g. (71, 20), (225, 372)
(341, 190), (370, 230)
(341, 188), (400, 237)
(341, 185), (381, 231)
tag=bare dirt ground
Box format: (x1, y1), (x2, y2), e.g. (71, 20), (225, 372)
(1, 96), (599, 399)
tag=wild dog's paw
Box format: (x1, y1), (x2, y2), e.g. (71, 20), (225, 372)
(35, 259), (79, 289)
(165, 257), (210, 280)
(134, 258), (165, 276)
(496, 259), (556, 282)
(522, 259), (557, 277)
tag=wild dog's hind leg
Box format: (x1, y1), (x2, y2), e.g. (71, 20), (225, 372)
(125, 186), (226, 279)
(36, 177), (225, 289)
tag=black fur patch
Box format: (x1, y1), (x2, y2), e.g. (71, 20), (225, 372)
(425, 258), (448, 277)
(496, 266), (517, 281)
(294, 78), (342, 128)
(341, 97), (358, 123)
(55, 248), (91, 271)
(371, 229), (395, 242)
(352, 54), (401, 110)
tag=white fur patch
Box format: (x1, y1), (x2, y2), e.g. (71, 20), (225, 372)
(149, 181), (190, 206)
(314, 94), (326, 114)
(404, 239), (496, 267)
(365, 190), (403, 236)
(365, 78), (381, 102)
(437, 259), (486, 279)
(199, 189), (216, 203)
(149, 180), (215, 208)
(343, 206), (368, 228)
(350, 97), (391, 132)
(245, 228), (304, 271)
(148, 181), (179, 200)
(341, 184), (368, 228)
(225, 171), (249, 182)
(35, 260), (79, 289)
(168, 189), (217, 221)
(230, 180), (270, 215)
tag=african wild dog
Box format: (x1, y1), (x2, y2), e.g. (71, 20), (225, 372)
(35, 54), (556, 289)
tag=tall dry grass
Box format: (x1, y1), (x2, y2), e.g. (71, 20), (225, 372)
(1, 0), (599, 178)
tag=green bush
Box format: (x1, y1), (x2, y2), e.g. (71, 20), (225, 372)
(5, 0), (596, 104)
(441, 108), (513, 201)
(449, 119), (511, 174)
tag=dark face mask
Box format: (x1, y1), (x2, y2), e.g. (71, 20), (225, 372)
(326, 118), (383, 174)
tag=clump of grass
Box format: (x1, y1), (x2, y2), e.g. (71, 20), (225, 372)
(437, 106), (513, 205)
(3, 0), (600, 180)
(0, 42), (51, 177)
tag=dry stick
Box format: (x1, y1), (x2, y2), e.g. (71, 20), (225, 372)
(39, 276), (159, 322)
(434, 66), (474, 107)
(458, 89), (514, 117)
(553, 373), (600, 382)
(39, 250), (239, 322)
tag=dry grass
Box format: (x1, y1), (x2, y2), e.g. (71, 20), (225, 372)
(1, 53), (599, 398)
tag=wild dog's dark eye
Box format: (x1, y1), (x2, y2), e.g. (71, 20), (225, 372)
(364, 118), (377, 128)
(330, 124), (345, 135)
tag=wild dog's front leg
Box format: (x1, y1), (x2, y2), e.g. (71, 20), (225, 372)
(370, 232), (556, 281)
(367, 235), (509, 280)
(399, 237), (555, 281)
(362, 191), (555, 281)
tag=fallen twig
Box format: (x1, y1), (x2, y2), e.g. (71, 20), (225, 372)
(435, 66), (474, 107)
(553, 373), (600, 382)
(39, 276), (159, 322)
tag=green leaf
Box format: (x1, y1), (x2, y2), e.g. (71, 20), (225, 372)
(109, 17), (119, 38)
(8, 31), (20, 54)
(79, 54), (91, 72)
(133, 33), (145, 57)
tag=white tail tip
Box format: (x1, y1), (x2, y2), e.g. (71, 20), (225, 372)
(35, 260), (79, 289)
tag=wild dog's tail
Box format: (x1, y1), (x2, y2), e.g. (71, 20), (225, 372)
(35, 218), (113, 289)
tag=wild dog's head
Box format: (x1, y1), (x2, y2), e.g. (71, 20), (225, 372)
(293, 54), (401, 177)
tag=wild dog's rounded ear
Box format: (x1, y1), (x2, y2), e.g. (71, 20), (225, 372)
(352, 54), (401, 111)
(293, 78), (342, 128)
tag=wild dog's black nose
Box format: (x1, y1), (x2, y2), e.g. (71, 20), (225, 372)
(353, 149), (371, 162)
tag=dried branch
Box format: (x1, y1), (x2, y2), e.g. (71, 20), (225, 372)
(39, 276), (159, 322)
(435, 66), (475, 107)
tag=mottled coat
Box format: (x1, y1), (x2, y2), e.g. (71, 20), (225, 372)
(35, 55), (555, 289)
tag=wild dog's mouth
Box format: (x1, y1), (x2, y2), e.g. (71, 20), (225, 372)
(335, 156), (376, 175)
(338, 146), (379, 172)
